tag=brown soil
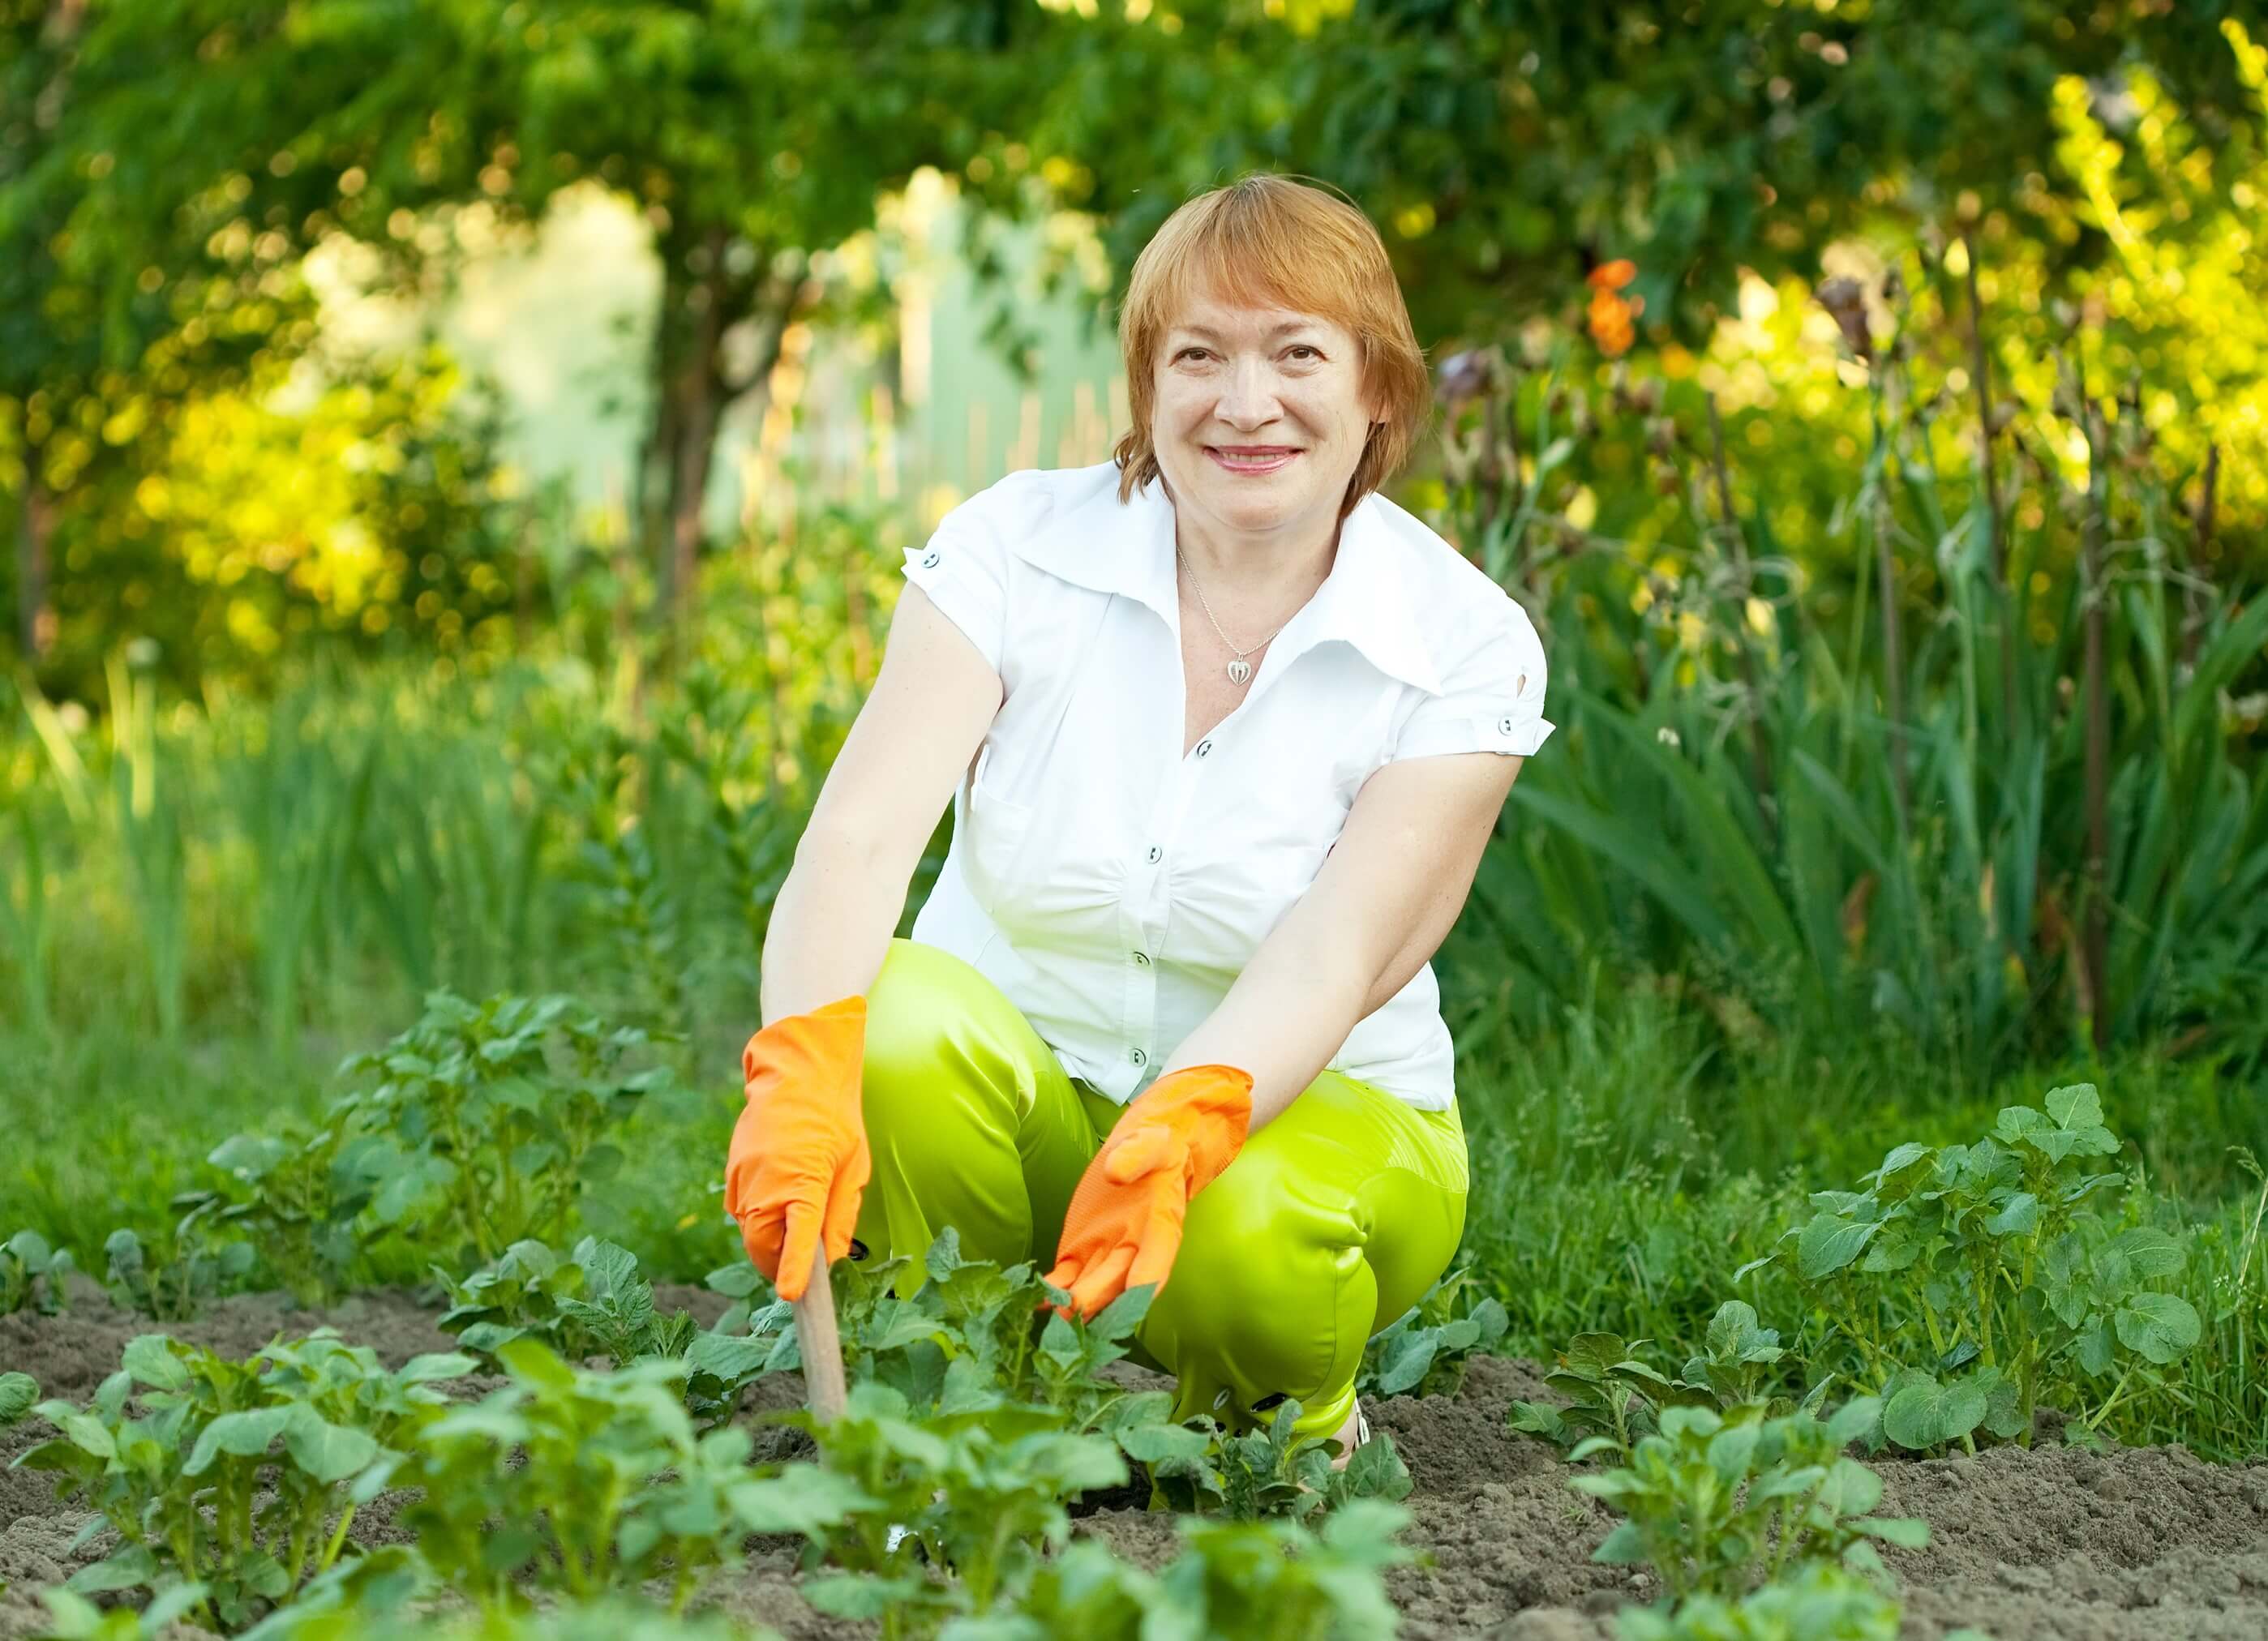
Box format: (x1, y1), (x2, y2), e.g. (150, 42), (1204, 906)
(5, 1299), (2266, 1639)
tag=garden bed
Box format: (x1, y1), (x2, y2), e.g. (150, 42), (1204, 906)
(4, 1289), (2263, 1639)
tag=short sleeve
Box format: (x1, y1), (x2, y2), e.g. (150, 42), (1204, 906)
(900, 503), (1010, 674)
(1390, 592), (1554, 762)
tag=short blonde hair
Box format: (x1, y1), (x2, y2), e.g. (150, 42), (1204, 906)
(1111, 174), (1430, 518)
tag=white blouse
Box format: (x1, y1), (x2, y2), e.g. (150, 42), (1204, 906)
(899, 460), (1553, 1112)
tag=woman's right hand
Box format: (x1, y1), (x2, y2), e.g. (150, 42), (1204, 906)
(725, 996), (870, 1301)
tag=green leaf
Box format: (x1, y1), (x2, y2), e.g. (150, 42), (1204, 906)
(0, 1372), (37, 1425)
(1376, 1332), (1438, 1396)
(282, 1407), (382, 1482)
(806, 1573), (930, 1619)
(2113, 1293), (2201, 1365)
(1119, 1422), (1214, 1465)
(727, 1467), (875, 1536)
(2109, 1227), (2185, 1279)
(1506, 1400), (1566, 1441)
(1882, 1375), (1986, 1450)
(397, 1352), (478, 1384)
(1592, 1519), (1645, 1565)
(1703, 1300), (1759, 1358)
(1985, 1193), (2041, 1236)
(1824, 1396), (1880, 1446)
(497, 1336), (577, 1390)
(64, 1545), (159, 1595)
(1090, 1283), (1156, 1339)
(1706, 1420), (1760, 1482)
(2045, 1084), (2103, 1131)
(705, 1262), (765, 1300)
(2077, 1314), (2116, 1377)
(186, 1407), (291, 1474)
(120, 1335), (187, 1391)
(1797, 1214), (1879, 1279)
(1855, 1516), (1931, 1548)
(1561, 1333), (1628, 1379)
(53, 1411), (118, 1459)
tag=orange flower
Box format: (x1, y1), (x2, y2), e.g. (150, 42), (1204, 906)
(1587, 258), (1637, 292)
(1588, 287), (1636, 356)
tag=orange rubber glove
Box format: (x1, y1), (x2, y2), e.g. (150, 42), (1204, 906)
(1044, 1064), (1254, 1318)
(725, 996), (869, 1302)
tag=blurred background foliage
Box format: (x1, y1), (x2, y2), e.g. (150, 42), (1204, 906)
(2, 2), (2266, 1252)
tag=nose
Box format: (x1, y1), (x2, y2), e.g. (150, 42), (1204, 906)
(1215, 354), (1284, 431)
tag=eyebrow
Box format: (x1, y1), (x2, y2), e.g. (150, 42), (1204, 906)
(1171, 320), (1319, 342)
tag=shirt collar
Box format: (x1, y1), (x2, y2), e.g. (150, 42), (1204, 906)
(1005, 469), (1444, 696)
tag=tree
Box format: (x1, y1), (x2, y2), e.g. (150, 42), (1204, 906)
(1014, 0), (2256, 347)
(0, 0), (278, 662)
(8, 0), (1066, 637)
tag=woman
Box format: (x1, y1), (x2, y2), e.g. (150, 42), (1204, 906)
(726, 174), (1552, 1459)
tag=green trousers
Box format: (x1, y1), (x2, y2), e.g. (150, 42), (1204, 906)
(851, 937), (1468, 1438)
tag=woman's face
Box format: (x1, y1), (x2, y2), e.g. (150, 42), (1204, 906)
(1150, 281), (1380, 544)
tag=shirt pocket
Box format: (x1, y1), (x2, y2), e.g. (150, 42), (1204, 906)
(960, 740), (1036, 918)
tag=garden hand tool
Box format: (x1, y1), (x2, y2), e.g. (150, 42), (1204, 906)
(1044, 1062), (1254, 1318)
(727, 996), (868, 1421)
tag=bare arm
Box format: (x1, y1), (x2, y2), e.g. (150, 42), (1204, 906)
(758, 583), (1004, 1025)
(1159, 749), (1523, 1128)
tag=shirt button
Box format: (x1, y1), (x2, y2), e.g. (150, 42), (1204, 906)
(921, 550), (941, 568)
(1497, 715), (1516, 735)
(1133, 951), (1149, 966)
(1145, 845), (1163, 864)
(1129, 1047), (1147, 1066)
(1194, 739), (1213, 759)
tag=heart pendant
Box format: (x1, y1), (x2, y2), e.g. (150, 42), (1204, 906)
(1226, 658), (1252, 685)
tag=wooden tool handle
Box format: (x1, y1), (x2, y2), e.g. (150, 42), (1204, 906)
(793, 1245), (847, 1425)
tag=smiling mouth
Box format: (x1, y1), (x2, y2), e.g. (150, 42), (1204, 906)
(1207, 448), (1300, 472)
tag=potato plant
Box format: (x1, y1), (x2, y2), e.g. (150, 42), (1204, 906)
(1, 1228), (75, 1316)
(1573, 1399), (1927, 1606)
(797, 1382), (1130, 1633)
(100, 1226), (255, 1323)
(1, 1370), (37, 1425)
(1738, 1084), (2202, 1449)
(922, 1502), (1423, 1641)
(32, 1583), (217, 1641)
(1510, 1305), (1826, 1466)
(434, 1236), (773, 1430)
(242, 1596), (774, 1641)
(331, 990), (677, 1265)
(169, 1125), (375, 1309)
(1358, 1268), (1510, 1399)
(1152, 1397), (1413, 1522)
(397, 1337), (860, 1617)
(1140, 1499), (1422, 1641)
(15, 1330), (473, 1631)
(1611, 1562), (1903, 1641)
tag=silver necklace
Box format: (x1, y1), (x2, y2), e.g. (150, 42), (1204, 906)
(1177, 549), (1287, 687)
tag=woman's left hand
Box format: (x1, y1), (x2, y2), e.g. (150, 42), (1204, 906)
(1044, 1064), (1254, 1318)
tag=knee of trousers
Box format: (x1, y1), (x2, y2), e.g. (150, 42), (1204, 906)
(1140, 1150), (1377, 1439)
(859, 939), (1025, 1134)
(852, 938), (1087, 1279)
